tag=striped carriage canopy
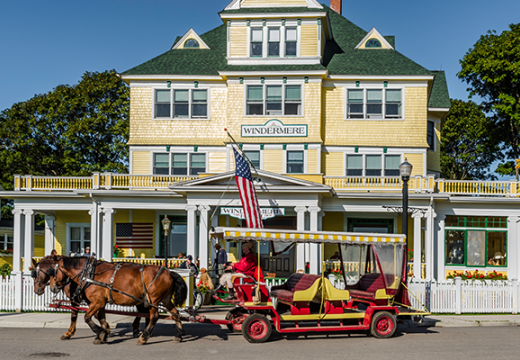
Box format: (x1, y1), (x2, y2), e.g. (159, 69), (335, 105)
(211, 227), (406, 244)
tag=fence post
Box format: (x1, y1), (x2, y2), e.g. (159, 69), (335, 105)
(92, 172), (100, 190)
(14, 272), (23, 312)
(455, 277), (462, 314)
(513, 279), (518, 314)
(438, 178), (445, 193)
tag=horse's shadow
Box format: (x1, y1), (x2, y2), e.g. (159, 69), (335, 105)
(106, 323), (229, 345)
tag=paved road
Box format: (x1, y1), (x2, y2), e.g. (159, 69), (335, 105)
(1, 324), (520, 360)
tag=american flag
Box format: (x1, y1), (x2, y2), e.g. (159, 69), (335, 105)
(115, 223), (154, 248)
(233, 148), (264, 229)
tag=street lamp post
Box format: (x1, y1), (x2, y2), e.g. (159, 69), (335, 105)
(161, 215), (171, 268)
(399, 159), (413, 240)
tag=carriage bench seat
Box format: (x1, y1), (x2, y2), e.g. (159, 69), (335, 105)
(270, 274), (322, 304)
(349, 273), (387, 300)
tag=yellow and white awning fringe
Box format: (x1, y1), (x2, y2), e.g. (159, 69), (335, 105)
(211, 227), (406, 244)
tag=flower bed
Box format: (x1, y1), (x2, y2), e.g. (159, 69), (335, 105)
(447, 269), (507, 281)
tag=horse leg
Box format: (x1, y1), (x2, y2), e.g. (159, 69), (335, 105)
(85, 303), (108, 345)
(136, 307), (159, 345)
(95, 308), (111, 338)
(132, 304), (147, 338)
(163, 301), (185, 343)
(61, 308), (78, 340)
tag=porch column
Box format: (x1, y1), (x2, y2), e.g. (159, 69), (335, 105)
(23, 210), (34, 272)
(412, 212), (424, 280)
(434, 213), (444, 281)
(508, 216), (520, 280)
(295, 206), (307, 272)
(101, 208), (115, 261)
(44, 215), (55, 256)
(89, 207), (99, 258)
(186, 205), (198, 259)
(308, 206), (320, 274)
(318, 210), (325, 274)
(12, 209), (23, 272)
(198, 205), (211, 270)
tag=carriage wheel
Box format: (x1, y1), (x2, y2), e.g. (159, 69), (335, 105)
(370, 311), (396, 339)
(226, 308), (247, 333)
(242, 314), (272, 343)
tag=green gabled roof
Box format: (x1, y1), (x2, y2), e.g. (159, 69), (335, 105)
(123, 5), (439, 78)
(122, 25), (228, 76)
(428, 71), (451, 108)
(219, 7), (324, 15)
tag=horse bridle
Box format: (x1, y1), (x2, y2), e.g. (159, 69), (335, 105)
(30, 264), (56, 288)
(51, 263), (73, 291)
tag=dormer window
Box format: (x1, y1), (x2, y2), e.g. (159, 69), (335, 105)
(366, 39), (382, 48)
(184, 39), (200, 48)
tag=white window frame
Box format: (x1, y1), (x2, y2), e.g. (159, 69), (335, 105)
(283, 145), (307, 174)
(244, 82), (304, 117)
(243, 149), (262, 170)
(66, 223), (91, 255)
(153, 88), (210, 120)
(345, 87), (404, 120)
(151, 152), (207, 176)
(247, 21), (300, 59)
(427, 121), (436, 151)
(1, 234), (13, 251)
(345, 153), (402, 177)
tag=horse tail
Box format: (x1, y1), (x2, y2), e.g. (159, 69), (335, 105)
(169, 270), (188, 308)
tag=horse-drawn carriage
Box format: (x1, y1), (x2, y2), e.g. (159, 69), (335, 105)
(31, 227), (428, 344)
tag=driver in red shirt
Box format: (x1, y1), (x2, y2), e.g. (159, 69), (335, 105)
(218, 242), (258, 300)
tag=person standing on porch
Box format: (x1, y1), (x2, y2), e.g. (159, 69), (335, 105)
(214, 243), (227, 277)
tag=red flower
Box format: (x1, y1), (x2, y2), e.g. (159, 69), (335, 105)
(480, 274), (484, 278)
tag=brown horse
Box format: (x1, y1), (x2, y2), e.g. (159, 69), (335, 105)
(32, 257), (152, 339)
(51, 256), (187, 345)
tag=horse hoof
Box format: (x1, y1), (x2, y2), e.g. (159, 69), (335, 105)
(99, 332), (108, 343)
(172, 337), (182, 343)
(60, 335), (71, 340)
(93, 339), (104, 345)
(136, 340), (146, 346)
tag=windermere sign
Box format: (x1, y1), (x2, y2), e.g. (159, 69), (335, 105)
(241, 120), (307, 137)
(221, 207), (285, 220)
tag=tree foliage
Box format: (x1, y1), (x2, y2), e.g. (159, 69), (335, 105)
(441, 99), (499, 180)
(458, 23), (520, 175)
(0, 70), (129, 216)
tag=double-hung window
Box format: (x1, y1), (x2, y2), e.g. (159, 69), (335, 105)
(154, 89), (208, 119)
(285, 27), (297, 56)
(287, 151), (304, 173)
(153, 153), (206, 176)
(251, 28), (263, 57)
(244, 150), (261, 169)
(190, 154), (206, 175)
(268, 28), (280, 57)
(172, 154), (188, 175)
(153, 153), (170, 175)
(346, 154), (401, 176)
(246, 84), (302, 116)
(68, 225), (90, 255)
(1, 234), (13, 251)
(346, 89), (402, 119)
(427, 121), (435, 150)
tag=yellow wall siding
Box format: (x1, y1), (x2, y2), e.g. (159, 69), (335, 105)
(404, 153), (424, 177)
(427, 123), (441, 173)
(322, 152), (344, 176)
(229, 27), (248, 57)
(34, 235), (45, 257)
(129, 86), (229, 146)
(322, 86), (429, 148)
(263, 149), (284, 173)
(300, 25), (318, 57)
(241, 0), (308, 6)
(132, 151), (151, 175)
(322, 212), (344, 260)
(208, 151), (227, 173)
(55, 211), (91, 255)
(226, 82), (322, 144)
(307, 149), (318, 173)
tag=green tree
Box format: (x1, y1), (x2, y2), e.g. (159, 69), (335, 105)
(0, 70), (129, 217)
(441, 99), (499, 180)
(458, 23), (520, 176)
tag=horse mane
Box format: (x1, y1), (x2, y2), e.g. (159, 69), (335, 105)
(61, 256), (86, 270)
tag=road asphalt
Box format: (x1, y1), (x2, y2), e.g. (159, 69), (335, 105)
(1, 305), (519, 329)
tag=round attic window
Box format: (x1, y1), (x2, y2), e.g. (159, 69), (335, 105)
(366, 39), (382, 48)
(184, 39), (200, 48)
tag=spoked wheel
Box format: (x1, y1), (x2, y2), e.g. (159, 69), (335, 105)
(225, 308), (247, 333)
(242, 314), (272, 343)
(193, 290), (203, 310)
(370, 311), (396, 339)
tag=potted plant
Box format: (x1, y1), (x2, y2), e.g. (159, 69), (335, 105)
(0, 263), (12, 279)
(113, 245), (123, 258)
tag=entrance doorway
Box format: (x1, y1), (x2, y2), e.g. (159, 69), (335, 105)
(259, 216), (296, 278)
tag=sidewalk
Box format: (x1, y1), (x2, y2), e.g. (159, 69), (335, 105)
(1, 307), (519, 329)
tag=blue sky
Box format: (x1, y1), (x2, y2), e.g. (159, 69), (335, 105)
(1, 0), (518, 112)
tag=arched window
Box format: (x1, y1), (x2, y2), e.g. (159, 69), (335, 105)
(184, 39), (200, 48)
(366, 39), (382, 48)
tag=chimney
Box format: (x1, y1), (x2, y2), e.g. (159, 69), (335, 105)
(330, 0), (341, 15)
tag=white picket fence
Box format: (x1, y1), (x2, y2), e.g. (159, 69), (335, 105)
(2, 275), (519, 314)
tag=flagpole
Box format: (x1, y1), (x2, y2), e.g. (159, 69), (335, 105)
(224, 128), (258, 173)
